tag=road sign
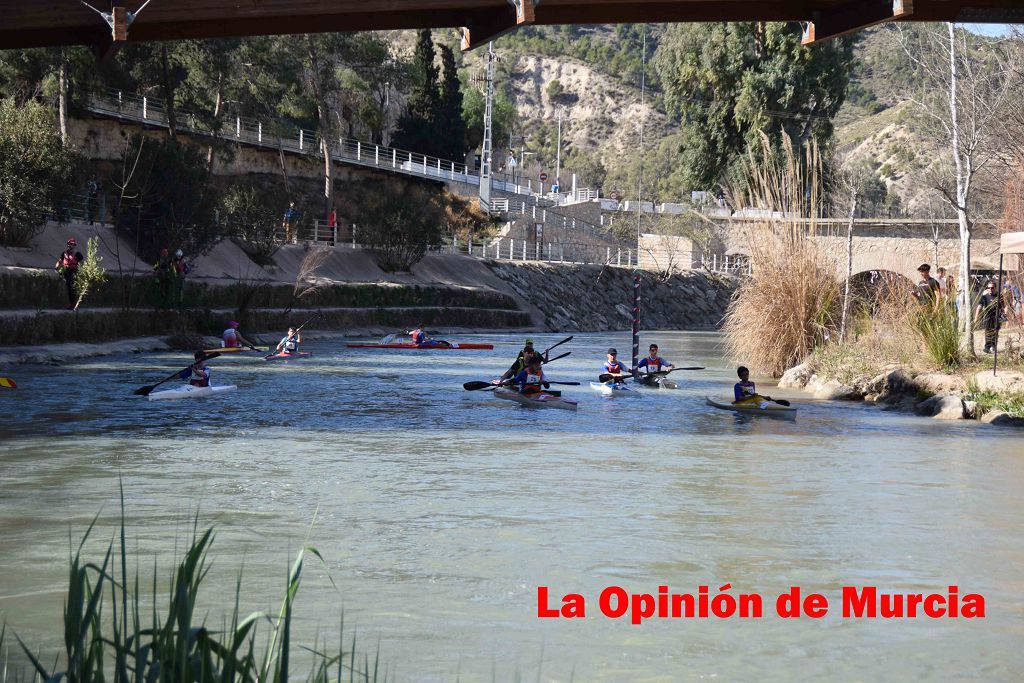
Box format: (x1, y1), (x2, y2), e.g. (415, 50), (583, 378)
(539, 172), (548, 181)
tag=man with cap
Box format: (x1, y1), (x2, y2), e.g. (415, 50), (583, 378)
(222, 320), (256, 349)
(912, 263), (941, 310)
(495, 338), (548, 384)
(636, 343), (675, 385)
(54, 237), (84, 308)
(602, 348), (631, 384)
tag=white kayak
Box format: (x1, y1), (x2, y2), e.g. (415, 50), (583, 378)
(705, 396), (797, 420)
(148, 384), (238, 401)
(590, 381), (640, 396)
(635, 375), (678, 390)
(493, 388), (578, 411)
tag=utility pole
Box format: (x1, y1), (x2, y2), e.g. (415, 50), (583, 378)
(478, 41), (496, 213)
(555, 109), (562, 189)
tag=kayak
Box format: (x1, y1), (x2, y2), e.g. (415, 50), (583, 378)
(201, 347), (260, 354)
(148, 384), (238, 401)
(264, 351), (312, 361)
(705, 396), (797, 420)
(636, 375), (678, 390)
(346, 342), (494, 350)
(590, 381), (640, 397)
(493, 388), (578, 411)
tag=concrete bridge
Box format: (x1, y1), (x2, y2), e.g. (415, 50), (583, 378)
(638, 217), (1016, 281)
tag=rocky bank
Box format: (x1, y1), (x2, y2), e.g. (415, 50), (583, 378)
(779, 362), (1024, 428)
(485, 261), (735, 332)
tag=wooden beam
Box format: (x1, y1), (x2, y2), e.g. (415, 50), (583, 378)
(801, 0), (913, 44)
(94, 5), (128, 63)
(461, 1), (534, 51)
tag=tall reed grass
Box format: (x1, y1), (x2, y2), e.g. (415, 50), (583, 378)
(0, 496), (387, 683)
(722, 137), (842, 376)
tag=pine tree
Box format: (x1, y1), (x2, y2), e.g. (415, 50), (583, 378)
(437, 44), (467, 162)
(392, 29), (441, 157)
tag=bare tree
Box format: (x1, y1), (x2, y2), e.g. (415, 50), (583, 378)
(898, 23), (1017, 355)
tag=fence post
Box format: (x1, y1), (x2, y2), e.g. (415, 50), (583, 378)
(352, 224), (357, 248)
(142, 96), (147, 119)
(607, 247), (611, 262)
(535, 241), (540, 260)
(258, 121), (262, 143)
(299, 130), (304, 150)
(522, 241), (527, 260)
(468, 236), (473, 254)
(617, 249), (621, 266)
(713, 254), (717, 271)
(560, 244), (564, 262)
(392, 149), (397, 168)
(375, 146), (380, 165)
(356, 141), (361, 161)
(422, 155), (427, 174)
(450, 161), (455, 179)
(236, 117), (241, 137)
(509, 239), (513, 260)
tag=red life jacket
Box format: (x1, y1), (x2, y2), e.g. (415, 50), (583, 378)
(60, 251), (79, 271)
(523, 368), (544, 394)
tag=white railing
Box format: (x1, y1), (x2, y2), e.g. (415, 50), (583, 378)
(458, 236), (635, 267)
(87, 89), (525, 195)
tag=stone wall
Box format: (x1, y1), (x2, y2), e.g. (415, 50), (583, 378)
(485, 260), (735, 332)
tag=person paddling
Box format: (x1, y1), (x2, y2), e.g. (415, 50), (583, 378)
(222, 320), (256, 349)
(179, 351), (212, 387)
(275, 326), (302, 356)
(734, 366), (760, 403)
(495, 338), (546, 384)
(602, 348), (631, 384)
(408, 323), (428, 345)
(636, 344), (674, 384)
(514, 355), (550, 396)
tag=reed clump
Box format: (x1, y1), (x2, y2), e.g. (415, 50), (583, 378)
(0, 501), (387, 683)
(722, 137), (842, 376)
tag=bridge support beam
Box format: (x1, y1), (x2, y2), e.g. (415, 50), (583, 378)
(461, 0), (535, 51)
(801, 0), (913, 44)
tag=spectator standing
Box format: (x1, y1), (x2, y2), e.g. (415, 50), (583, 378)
(975, 280), (1003, 353)
(54, 237), (83, 309)
(282, 201), (298, 243)
(171, 249), (189, 308)
(152, 248), (174, 308)
(912, 263), (941, 311)
(935, 267), (952, 298)
(85, 178), (99, 225)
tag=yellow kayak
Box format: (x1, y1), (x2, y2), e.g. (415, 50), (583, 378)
(705, 396), (797, 420)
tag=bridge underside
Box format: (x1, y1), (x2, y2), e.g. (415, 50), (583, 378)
(0, 0), (1020, 58)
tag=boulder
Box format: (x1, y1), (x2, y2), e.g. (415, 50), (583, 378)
(810, 377), (860, 400)
(878, 368), (916, 398)
(915, 394), (966, 419)
(915, 372), (968, 395)
(983, 411), (1024, 427)
(778, 362), (814, 389)
(973, 370), (1024, 394)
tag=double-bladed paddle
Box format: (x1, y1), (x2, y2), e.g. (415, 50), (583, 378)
(133, 352), (222, 396)
(265, 312), (320, 359)
(543, 351), (570, 364)
(541, 335), (573, 357)
(599, 366), (704, 383)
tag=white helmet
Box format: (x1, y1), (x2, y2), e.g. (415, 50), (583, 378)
(175, 249), (183, 258)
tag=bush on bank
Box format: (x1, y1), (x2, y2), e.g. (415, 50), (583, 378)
(0, 272), (520, 312)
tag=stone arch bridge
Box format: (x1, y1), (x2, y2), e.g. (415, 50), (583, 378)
(639, 217), (1016, 280)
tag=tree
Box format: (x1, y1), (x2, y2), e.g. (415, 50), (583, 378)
(220, 181), (289, 265)
(462, 83), (515, 154)
(0, 98), (84, 246)
(898, 23), (1016, 355)
(342, 182), (444, 272)
(116, 135), (221, 261)
(392, 30), (441, 156)
(438, 44), (467, 161)
(653, 22), (854, 190)
(73, 236), (107, 310)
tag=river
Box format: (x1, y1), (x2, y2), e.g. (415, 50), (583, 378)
(1, 332), (1022, 681)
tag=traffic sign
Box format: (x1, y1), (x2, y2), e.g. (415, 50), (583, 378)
(540, 172), (548, 181)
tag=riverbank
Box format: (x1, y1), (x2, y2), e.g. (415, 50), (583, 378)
(779, 349), (1024, 427)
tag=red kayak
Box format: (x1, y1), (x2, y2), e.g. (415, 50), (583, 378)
(346, 342), (494, 350)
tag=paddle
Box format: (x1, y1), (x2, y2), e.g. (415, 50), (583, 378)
(542, 351), (570, 364)
(541, 335), (573, 357)
(463, 380), (580, 391)
(761, 396), (791, 407)
(201, 346), (250, 354)
(0, 377), (17, 389)
(648, 366), (705, 376)
(598, 373), (632, 383)
(133, 352), (221, 396)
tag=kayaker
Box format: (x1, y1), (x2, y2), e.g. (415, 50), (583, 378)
(603, 348), (631, 383)
(495, 338), (544, 384)
(275, 326), (302, 356)
(637, 344), (674, 384)
(734, 366), (759, 403)
(179, 352), (211, 387)
(222, 321), (255, 349)
(409, 324), (428, 345)
(514, 355), (549, 396)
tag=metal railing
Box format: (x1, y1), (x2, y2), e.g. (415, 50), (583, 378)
(87, 89), (512, 194)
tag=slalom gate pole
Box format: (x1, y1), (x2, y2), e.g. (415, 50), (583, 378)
(632, 270), (641, 377)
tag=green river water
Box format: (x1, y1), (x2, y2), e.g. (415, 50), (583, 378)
(1, 331), (1022, 681)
